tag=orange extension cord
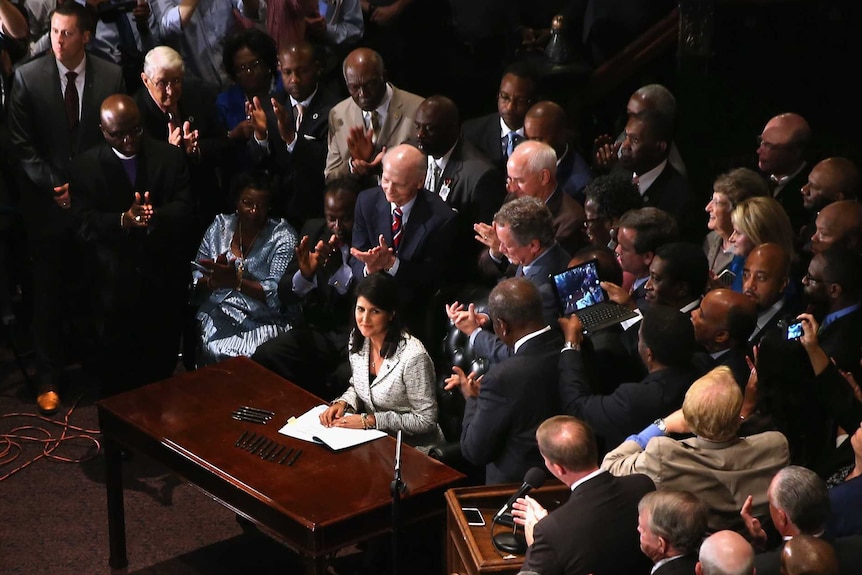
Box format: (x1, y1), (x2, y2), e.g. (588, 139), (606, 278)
(0, 395), (102, 481)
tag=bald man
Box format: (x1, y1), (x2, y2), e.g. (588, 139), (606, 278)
(412, 95), (505, 282)
(502, 139), (586, 255)
(780, 535), (839, 575)
(757, 112), (812, 232)
(524, 100), (594, 203)
(810, 199), (862, 255)
(349, 144), (456, 333)
(798, 157), (860, 251)
(691, 288), (758, 390)
(696, 530), (755, 575)
(742, 242), (801, 345)
(70, 94), (192, 396)
(324, 48), (423, 186)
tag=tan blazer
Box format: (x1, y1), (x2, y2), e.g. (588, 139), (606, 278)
(602, 431), (790, 533)
(324, 84), (424, 180)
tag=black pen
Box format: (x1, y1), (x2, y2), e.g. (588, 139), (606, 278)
(236, 407), (273, 419)
(269, 445), (286, 462)
(235, 430), (248, 447)
(232, 413), (268, 424)
(241, 432), (258, 449)
(279, 447), (293, 464)
(260, 441), (279, 459)
(239, 406), (275, 417)
(247, 435), (266, 452)
(255, 439), (273, 456)
(287, 449), (302, 466)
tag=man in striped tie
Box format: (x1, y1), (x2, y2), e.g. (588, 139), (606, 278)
(348, 144), (457, 336)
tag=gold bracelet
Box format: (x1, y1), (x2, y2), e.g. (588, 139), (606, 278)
(360, 413), (369, 430)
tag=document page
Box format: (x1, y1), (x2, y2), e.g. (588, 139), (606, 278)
(278, 404), (386, 451)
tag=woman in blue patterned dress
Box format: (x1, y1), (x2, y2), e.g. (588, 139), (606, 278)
(191, 172), (297, 366)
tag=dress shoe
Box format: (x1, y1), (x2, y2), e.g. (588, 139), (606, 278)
(36, 390), (60, 416)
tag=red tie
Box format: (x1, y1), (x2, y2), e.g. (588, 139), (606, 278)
(391, 207), (403, 253)
(65, 71), (79, 131)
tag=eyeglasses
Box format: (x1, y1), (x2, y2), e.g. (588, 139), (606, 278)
(756, 136), (795, 151)
(101, 124), (143, 140)
(237, 60), (263, 75)
(802, 272), (835, 285)
(150, 77), (182, 90)
(240, 197), (269, 212)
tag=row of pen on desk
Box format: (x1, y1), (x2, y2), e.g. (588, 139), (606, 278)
(235, 430), (302, 466)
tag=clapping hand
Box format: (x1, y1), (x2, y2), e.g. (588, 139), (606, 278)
(350, 234), (395, 274)
(444, 365), (482, 398)
(512, 495), (548, 546)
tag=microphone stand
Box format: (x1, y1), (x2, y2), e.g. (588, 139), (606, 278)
(390, 430), (407, 575)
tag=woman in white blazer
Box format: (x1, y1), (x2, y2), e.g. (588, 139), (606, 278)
(319, 273), (445, 452)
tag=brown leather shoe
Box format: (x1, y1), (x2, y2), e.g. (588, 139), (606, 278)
(37, 391), (60, 416)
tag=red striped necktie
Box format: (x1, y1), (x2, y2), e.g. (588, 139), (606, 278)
(391, 207), (403, 253)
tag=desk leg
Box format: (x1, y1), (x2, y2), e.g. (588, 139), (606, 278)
(302, 554), (328, 575)
(104, 438), (128, 569)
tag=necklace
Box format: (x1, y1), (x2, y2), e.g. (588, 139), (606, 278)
(237, 221), (261, 272)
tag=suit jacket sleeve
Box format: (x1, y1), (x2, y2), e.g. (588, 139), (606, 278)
(325, 105), (348, 180)
(349, 190), (373, 279)
(373, 341), (439, 436)
(7, 66), (62, 190)
(523, 514), (567, 575)
(459, 368), (511, 466)
(601, 439), (652, 476)
(559, 349), (641, 441)
(471, 329), (513, 363)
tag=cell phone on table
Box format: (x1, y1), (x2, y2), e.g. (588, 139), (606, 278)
(785, 320), (804, 340)
(717, 268), (736, 287)
(190, 260), (212, 275)
(462, 507), (485, 526)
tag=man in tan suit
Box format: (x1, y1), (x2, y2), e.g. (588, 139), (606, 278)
(601, 365), (789, 534)
(324, 47), (423, 187)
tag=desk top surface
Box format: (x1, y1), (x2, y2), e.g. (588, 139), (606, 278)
(98, 356), (466, 530)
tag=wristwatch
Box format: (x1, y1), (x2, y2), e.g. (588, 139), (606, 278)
(561, 341), (580, 352)
(653, 418), (667, 434)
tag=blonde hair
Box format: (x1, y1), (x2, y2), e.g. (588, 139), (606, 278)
(731, 196), (795, 255)
(682, 366), (743, 441)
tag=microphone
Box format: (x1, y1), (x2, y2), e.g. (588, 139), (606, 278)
(493, 466), (546, 521)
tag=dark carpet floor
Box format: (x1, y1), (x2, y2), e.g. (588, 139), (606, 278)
(0, 342), (417, 575)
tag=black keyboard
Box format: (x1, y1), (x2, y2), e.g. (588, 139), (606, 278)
(575, 303), (637, 331)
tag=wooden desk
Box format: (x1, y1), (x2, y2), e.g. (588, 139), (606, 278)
(445, 482), (570, 575)
(97, 356), (466, 573)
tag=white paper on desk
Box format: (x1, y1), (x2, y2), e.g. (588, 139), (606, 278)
(278, 404), (387, 451)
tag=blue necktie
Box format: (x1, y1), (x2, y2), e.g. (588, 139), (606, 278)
(505, 131), (521, 158)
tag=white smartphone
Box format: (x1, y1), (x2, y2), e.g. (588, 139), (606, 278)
(462, 507), (485, 526)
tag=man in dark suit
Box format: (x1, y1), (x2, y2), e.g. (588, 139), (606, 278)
(615, 108), (702, 243)
(802, 247), (862, 382)
(462, 61), (537, 174)
(744, 465), (862, 575)
(757, 112), (812, 234)
(135, 45), (227, 241)
(349, 144), (457, 338)
(6, 2), (125, 414)
(247, 41), (342, 228)
(810, 200), (862, 256)
(523, 100), (594, 204)
(558, 305), (698, 454)
(70, 94), (192, 396)
(412, 94), (506, 284)
(637, 490), (708, 575)
(447, 278), (563, 484)
(451, 196), (570, 364)
(511, 415), (655, 575)
(691, 288), (758, 390)
(743, 243), (801, 347)
(251, 177), (360, 399)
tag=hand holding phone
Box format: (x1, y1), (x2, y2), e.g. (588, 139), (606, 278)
(785, 320), (804, 340)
